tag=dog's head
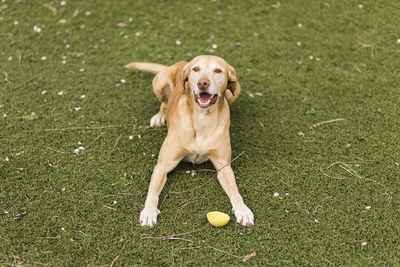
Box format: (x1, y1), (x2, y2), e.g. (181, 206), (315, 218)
(183, 55), (239, 110)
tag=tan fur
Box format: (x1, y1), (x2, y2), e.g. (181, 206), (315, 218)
(126, 55), (253, 227)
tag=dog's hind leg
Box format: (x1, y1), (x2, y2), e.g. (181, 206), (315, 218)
(150, 70), (171, 128)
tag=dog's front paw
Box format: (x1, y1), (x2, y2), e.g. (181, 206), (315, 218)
(140, 207), (160, 227)
(233, 205), (254, 227)
(150, 113), (166, 128)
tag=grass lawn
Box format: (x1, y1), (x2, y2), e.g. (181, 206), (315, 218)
(1, 0), (400, 265)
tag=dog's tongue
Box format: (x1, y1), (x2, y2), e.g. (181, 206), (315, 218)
(199, 92), (211, 102)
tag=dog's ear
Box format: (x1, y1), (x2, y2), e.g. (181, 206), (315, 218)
(226, 65), (241, 105)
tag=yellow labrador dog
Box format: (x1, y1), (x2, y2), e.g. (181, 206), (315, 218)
(126, 55), (254, 227)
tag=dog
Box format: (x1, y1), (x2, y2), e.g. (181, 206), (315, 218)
(126, 55), (254, 227)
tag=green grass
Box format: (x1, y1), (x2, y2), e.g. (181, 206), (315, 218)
(1, 0), (400, 265)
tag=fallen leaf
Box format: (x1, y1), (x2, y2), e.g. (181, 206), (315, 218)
(242, 251), (256, 262)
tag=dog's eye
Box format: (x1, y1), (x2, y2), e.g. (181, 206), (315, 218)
(192, 67), (200, 72)
(214, 68), (223, 73)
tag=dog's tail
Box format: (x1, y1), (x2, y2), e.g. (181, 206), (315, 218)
(125, 62), (167, 74)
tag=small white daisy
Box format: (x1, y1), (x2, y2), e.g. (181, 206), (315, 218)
(60, 1), (66, 6)
(61, 187), (66, 192)
(14, 21), (18, 25)
(135, 32), (142, 36)
(41, 90), (47, 95)
(80, 68), (85, 72)
(176, 40), (181, 45)
(309, 56), (314, 60)
(113, 200), (117, 205)
(85, 11), (91, 15)
(397, 39), (400, 44)
(58, 91), (64, 95)
(212, 44), (218, 49)
(8, 56), (12, 61)
(129, 135), (133, 140)
(361, 242), (367, 246)
(80, 95), (86, 99)
(78, 146), (85, 150)
(273, 192), (279, 197)
(121, 79), (126, 83)
(74, 148), (80, 153)
(365, 206), (371, 210)
(128, 17), (133, 22)
(138, 134), (141, 139)
(297, 42), (301, 46)
(5, 157), (9, 161)
(41, 56), (47, 60)
(359, 4), (363, 8)
(62, 60), (66, 64)
(61, 227), (65, 231)
(74, 107), (81, 111)
(298, 23), (303, 28)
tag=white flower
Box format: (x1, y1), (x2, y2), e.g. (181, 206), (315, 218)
(41, 90), (47, 95)
(80, 68), (85, 72)
(80, 95), (86, 99)
(74, 107), (81, 111)
(61, 227), (65, 231)
(74, 148), (80, 153)
(41, 56), (47, 60)
(33, 25), (42, 32)
(176, 40), (181, 45)
(58, 90), (64, 95)
(316, 57), (321, 61)
(297, 42), (301, 46)
(8, 56), (12, 61)
(129, 135), (133, 140)
(298, 23), (302, 28)
(273, 192), (279, 197)
(113, 200), (117, 205)
(3, 113), (7, 118)
(359, 4), (363, 8)
(121, 79), (126, 83)
(365, 206), (371, 210)
(309, 56), (313, 60)
(78, 146), (85, 150)
(135, 32), (142, 36)
(128, 17), (133, 22)
(61, 187), (66, 192)
(62, 60), (66, 64)
(138, 134), (141, 139)
(85, 11), (91, 15)
(5, 157), (9, 161)
(397, 39), (400, 44)
(361, 242), (367, 246)
(212, 44), (218, 49)
(60, 1), (66, 6)
(14, 21), (18, 25)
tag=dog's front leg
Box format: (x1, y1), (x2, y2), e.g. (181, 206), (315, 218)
(140, 140), (183, 227)
(210, 157), (254, 226)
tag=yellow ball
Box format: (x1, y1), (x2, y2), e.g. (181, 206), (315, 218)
(207, 211), (230, 227)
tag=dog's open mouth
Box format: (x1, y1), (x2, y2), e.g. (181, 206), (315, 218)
(194, 92), (218, 109)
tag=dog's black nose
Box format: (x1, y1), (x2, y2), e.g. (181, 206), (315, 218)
(197, 79), (210, 90)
